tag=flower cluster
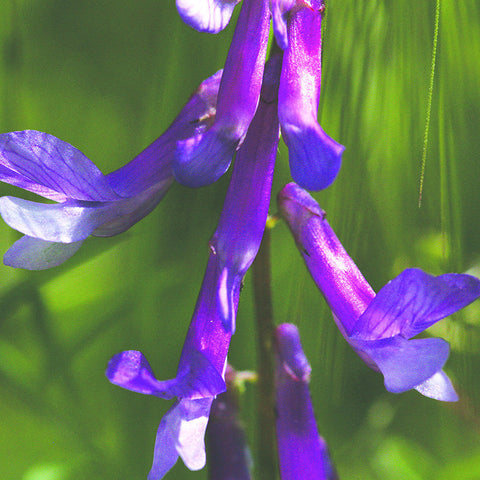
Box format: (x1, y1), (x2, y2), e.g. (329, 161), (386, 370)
(1, 1), (479, 480)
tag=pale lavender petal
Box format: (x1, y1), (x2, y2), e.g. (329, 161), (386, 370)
(106, 350), (225, 400)
(148, 398), (213, 480)
(173, 0), (270, 187)
(351, 335), (450, 394)
(414, 370), (458, 402)
(0, 131), (118, 202)
(0, 183), (173, 243)
(278, 182), (375, 337)
(0, 196), (114, 242)
(176, 0), (240, 33)
(275, 324), (338, 480)
(4, 236), (84, 270)
(278, 1), (344, 190)
(352, 268), (480, 340)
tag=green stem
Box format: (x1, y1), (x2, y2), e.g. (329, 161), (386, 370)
(252, 226), (278, 479)
(418, 0), (441, 207)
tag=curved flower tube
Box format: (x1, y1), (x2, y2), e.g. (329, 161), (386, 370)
(275, 323), (338, 480)
(278, 183), (480, 401)
(0, 70), (221, 269)
(278, 0), (344, 191)
(176, 0), (241, 33)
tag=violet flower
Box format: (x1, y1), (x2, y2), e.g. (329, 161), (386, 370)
(278, 183), (480, 401)
(173, 0), (270, 188)
(0, 71), (221, 269)
(206, 365), (253, 480)
(277, 0), (344, 190)
(275, 323), (338, 480)
(106, 56), (281, 479)
(174, 0), (344, 192)
(176, 0), (241, 33)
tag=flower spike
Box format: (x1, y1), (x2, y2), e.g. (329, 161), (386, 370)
(278, 183), (480, 400)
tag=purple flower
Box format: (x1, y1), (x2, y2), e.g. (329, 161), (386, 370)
(107, 254), (232, 478)
(176, 0), (241, 33)
(278, 183), (480, 401)
(275, 323), (338, 480)
(106, 57), (281, 479)
(0, 71), (221, 269)
(173, 0), (270, 188)
(277, 0), (344, 190)
(174, 0), (344, 192)
(206, 365), (253, 480)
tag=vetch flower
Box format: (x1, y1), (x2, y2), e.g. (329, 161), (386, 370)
(278, 0), (344, 190)
(106, 56), (281, 479)
(175, 0), (344, 192)
(0, 70), (221, 269)
(275, 323), (338, 480)
(206, 365), (253, 480)
(278, 183), (480, 401)
(176, 0), (241, 33)
(173, 0), (270, 188)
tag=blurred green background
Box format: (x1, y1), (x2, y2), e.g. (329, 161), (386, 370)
(1, 1), (480, 479)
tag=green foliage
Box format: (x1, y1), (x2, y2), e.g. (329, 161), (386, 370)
(1, 1), (479, 478)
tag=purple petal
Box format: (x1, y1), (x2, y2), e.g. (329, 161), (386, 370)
(0, 131), (118, 202)
(173, 127), (238, 188)
(148, 398), (213, 480)
(276, 323), (311, 382)
(282, 123), (344, 191)
(173, 0), (270, 187)
(106, 70), (222, 196)
(414, 370), (458, 402)
(351, 335), (451, 394)
(278, 1), (344, 190)
(93, 182), (173, 237)
(275, 323), (338, 480)
(352, 268), (480, 340)
(4, 236), (84, 270)
(176, 0), (240, 33)
(106, 350), (225, 400)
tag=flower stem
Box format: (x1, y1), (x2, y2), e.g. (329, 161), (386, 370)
(252, 225), (278, 479)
